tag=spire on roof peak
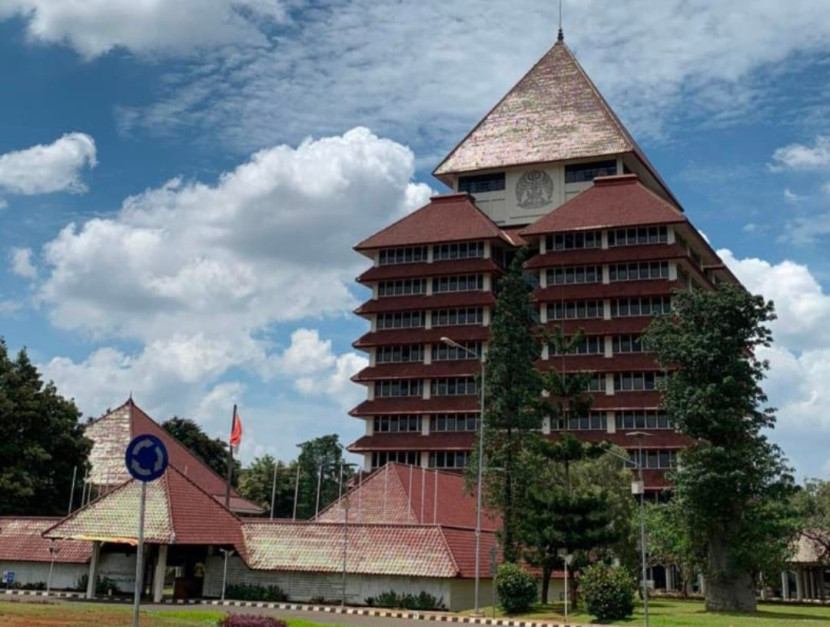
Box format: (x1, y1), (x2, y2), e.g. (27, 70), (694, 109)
(557, 27), (564, 43)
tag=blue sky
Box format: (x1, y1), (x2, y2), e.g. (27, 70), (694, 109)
(1, 0), (830, 478)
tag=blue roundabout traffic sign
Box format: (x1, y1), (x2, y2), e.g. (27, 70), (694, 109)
(125, 434), (169, 482)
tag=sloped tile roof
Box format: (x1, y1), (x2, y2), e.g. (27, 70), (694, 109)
(520, 175), (684, 236)
(0, 517), (91, 564)
(242, 522), (459, 578)
(350, 396), (480, 416)
(357, 258), (501, 283)
(355, 291), (496, 315)
(433, 41), (677, 206)
(353, 325), (488, 349)
(315, 463), (500, 531)
(352, 360), (479, 382)
(84, 400), (260, 515)
(44, 466), (245, 555)
(355, 194), (512, 251)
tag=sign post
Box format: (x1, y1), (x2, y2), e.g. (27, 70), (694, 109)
(125, 434), (169, 627)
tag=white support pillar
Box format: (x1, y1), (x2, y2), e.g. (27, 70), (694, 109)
(86, 541), (101, 599)
(153, 545), (168, 603)
(796, 567), (804, 600)
(781, 571), (791, 599)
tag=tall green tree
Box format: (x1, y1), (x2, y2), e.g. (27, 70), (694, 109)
(521, 435), (634, 603)
(644, 286), (797, 612)
(480, 251), (544, 562)
(644, 500), (700, 596)
(162, 417), (240, 487)
(295, 434), (353, 519)
(0, 340), (91, 516)
(238, 455), (297, 517)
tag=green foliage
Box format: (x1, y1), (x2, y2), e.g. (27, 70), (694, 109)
(75, 574), (121, 595)
(644, 500), (700, 595)
(520, 436), (635, 603)
(218, 615), (287, 627)
(294, 435), (353, 520)
(495, 562), (537, 614)
(792, 478), (830, 564)
(644, 286), (797, 611)
(579, 563), (636, 622)
(224, 583), (288, 602)
(237, 455), (297, 518)
(0, 340), (91, 516)
(479, 251), (544, 561)
(163, 417), (240, 487)
(370, 589), (445, 610)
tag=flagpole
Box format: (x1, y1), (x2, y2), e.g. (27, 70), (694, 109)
(225, 404), (236, 509)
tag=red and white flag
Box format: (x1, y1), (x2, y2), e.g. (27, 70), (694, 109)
(229, 408), (242, 454)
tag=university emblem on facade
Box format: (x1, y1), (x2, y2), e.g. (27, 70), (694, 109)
(515, 170), (554, 209)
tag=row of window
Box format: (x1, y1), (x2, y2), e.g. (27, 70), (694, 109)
(371, 450), (676, 470)
(378, 275), (485, 297)
(372, 411), (675, 434)
(456, 161), (619, 195)
(372, 413), (482, 433)
(378, 246), (428, 265)
(377, 242), (486, 266)
(547, 265), (602, 285)
(614, 372), (665, 391)
(375, 378), (478, 398)
(376, 345), (425, 364)
(607, 226), (669, 247)
(609, 261), (669, 282)
(433, 341), (481, 361)
(546, 231), (602, 251)
(373, 298), (671, 330)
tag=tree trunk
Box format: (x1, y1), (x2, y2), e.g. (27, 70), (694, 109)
(705, 532), (756, 612)
(541, 565), (551, 604)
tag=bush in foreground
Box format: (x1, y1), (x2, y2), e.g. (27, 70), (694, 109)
(369, 589), (445, 610)
(495, 563), (537, 615)
(224, 583), (287, 602)
(218, 615), (286, 627)
(580, 563), (636, 622)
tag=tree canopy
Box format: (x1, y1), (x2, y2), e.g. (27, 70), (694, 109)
(644, 286), (797, 612)
(294, 434), (353, 519)
(237, 454), (297, 517)
(0, 340), (91, 516)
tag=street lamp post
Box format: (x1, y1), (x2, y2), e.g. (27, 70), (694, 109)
(605, 432), (653, 627)
(441, 336), (485, 616)
(219, 548), (234, 601)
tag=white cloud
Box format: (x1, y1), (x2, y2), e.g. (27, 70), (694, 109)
(771, 136), (830, 171)
(783, 188), (806, 204)
(115, 0), (830, 153)
(0, 299), (21, 315)
(38, 127), (431, 342)
(0, 0), (286, 59)
(0, 133), (96, 195)
(721, 249), (830, 475)
(9, 247), (36, 279)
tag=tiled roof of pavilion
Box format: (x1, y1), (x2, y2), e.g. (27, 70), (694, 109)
(354, 193), (513, 251)
(520, 174), (685, 236)
(0, 517), (91, 564)
(241, 521), (496, 578)
(315, 463), (500, 531)
(84, 399), (261, 515)
(433, 40), (676, 206)
(43, 465), (245, 556)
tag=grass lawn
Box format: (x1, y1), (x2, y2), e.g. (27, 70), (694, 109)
(466, 599), (830, 626)
(0, 600), (347, 627)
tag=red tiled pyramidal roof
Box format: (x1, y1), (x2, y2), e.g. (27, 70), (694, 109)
(0, 517), (91, 564)
(315, 462), (500, 531)
(43, 465), (245, 557)
(354, 193), (512, 251)
(520, 174), (685, 236)
(84, 399), (261, 515)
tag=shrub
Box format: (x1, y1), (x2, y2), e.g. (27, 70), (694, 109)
(495, 563), (537, 615)
(224, 583), (287, 602)
(308, 595), (327, 605)
(371, 589), (446, 610)
(218, 615), (287, 627)
(579, 563), (636, 622)
(75, 575), (121, 595)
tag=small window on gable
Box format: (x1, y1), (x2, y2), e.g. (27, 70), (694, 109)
(565, 160), (618, 183)
(458, 173), (506, 194)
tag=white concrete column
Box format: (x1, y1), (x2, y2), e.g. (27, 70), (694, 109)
(606, 412), (615, 434)
(796, 567), (804, 600)
(781, 571), (791, 599)
(666, 565), (674, 591)
(86, 541), (101, 599)
(153, 545), (168, 603)
(421, 415), (430, 435)
(424, 344), (432, 365)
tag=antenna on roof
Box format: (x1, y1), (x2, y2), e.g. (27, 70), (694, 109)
(557, 0), (564, 42)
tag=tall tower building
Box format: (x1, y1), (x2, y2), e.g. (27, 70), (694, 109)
(348, 36), (738, 493)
